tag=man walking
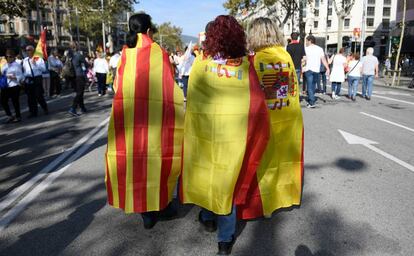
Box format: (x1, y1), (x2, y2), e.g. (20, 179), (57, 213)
(48, 49), (63, 97)
(68, 42), (88, 116)
(286, 32), (306, 92)
(361, 47), (379, 100)
(303, 35), (330, 108)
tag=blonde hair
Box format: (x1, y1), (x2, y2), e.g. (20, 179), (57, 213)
(247, 17), (285, 51)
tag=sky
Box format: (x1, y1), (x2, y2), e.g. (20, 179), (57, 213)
(134, 1), (227, 37)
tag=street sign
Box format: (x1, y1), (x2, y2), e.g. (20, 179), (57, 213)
(353, 28), (361, 39)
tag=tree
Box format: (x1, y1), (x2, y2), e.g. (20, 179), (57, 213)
(0, 0), (36, 18)
(153, 22), (183, 52)
(332, 0), (356, 49)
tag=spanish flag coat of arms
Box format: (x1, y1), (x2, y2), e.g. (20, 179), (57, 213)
(105, 34), (184, 213)
(180, 55), (270, 216)
(238, 46), (304, 219)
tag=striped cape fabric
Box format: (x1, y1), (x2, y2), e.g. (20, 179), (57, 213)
(105, 33), (184, 213)
(237, 47), (304, 219)
(34, 28), (48, 60)
(180, 55), (270, 216)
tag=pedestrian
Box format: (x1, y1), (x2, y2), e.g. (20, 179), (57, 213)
(67, 42), (88, 116)
(181, 15), (270, 255)
(361, 47), (379, 100)
(1, 49), (24, 123)
(286, 32), (306, 93)
(347, 53), (362, 101)
(178, 46), (195, 101)
(385, 57), (391, 78)
(42, 59), (51, 99)
(328, 47), (347, 99)
(93, 51), (109, 96)
(22, 45), (48, 117)
(317, 54), (328, 94)
(247, 17), (304, 219)
(48, 49), (63, 97)
(304, 35), (330, 108)
(62, 49), (76, 91)
(109, 50), (120, 84)
(105, 13), (184, 230)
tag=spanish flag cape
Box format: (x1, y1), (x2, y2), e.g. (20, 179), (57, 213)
(180, 55), (270, 216)
(34, 28), (48, 60)
(238, 46), (304, 219)
(105, 33), (184, 213)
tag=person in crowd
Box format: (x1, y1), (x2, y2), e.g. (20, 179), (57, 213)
(48, 49), (63, 97)
(22, 45), (48, 117)
(347, 53), (362, 101)
(247, 16), (304, 225)
(62, 49), (76, 91)
(178, 46), (195, 101)
(42, 58), (51, 99)
(304, 35), (330, 108)
(384, 57), (391, 78)
(1, 49), (24, 123)
(93, 51), (109, 96)
(181, 15), (270, 255)
(286, 32), (306, 93)
(317, 54), (328, 94)
(105, 12), (184, 230)
(328, 47), (347, 100)
(67, 42), (88, 116)
(361, 47), (379, 100)
(109, 50), (120, 83)
(15, 54), (23, 65)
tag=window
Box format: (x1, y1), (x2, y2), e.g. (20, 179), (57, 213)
(314, 21), (319, 28)
(367, 7), (375, 16)
(368, 0), (375, 4)
(383, 0), (391, 4)
(9, 22), (14, 33)
(383, 7), (390, 16)
(0, 23), (5, 33)
(315, 0), (320, 7)
(327, 20), (332, 28)
(382, 19), (390, 29)
(344, 19), (350, 28)
(314, 9), (319, 17)
(367, 18), (374, 27)
(328, 8), (332, 16)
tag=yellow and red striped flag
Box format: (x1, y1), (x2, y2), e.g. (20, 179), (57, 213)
(105, 33), (184, 213)
(34, 28), (48, 60)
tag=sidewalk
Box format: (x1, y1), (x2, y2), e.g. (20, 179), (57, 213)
(374, 75), (414, 92)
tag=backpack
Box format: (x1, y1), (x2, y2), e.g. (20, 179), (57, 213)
(62, 56), (75, 78)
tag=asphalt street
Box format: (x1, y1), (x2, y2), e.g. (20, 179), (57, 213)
(0, 83), (413, 256)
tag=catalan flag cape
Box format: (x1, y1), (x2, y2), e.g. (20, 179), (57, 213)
(105, 33), (184, 213)
(34, 28), (48, 60)
(237, 46), (304, 219)
(180, 56), (270, 216)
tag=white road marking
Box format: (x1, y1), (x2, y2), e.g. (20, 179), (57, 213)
(373, 91), (411, 96)
(0, 125), (107, 231)
(338, 130), (414, 173)
(360, 112), (414, 133)
(0, 117), (109, 215)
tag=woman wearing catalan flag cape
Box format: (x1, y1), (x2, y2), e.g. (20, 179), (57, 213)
(105, 13), (184, 229)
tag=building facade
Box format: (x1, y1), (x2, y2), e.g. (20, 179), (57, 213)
(394, 0), (414, 56)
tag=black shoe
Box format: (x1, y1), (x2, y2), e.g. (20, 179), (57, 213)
(217, 236), (235, 255)
(4, 116), (16, 124)
(142, 212), (158, 229)
(157, 203), (177, 220)
(366, 96), (371, 100)
(80, 107), (87, 113)
(198, 211), (217, 232)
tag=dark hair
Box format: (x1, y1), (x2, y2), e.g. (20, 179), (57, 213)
(339, 47), (345, 54)
(205, 21), (214, 33)
(6, 49), (16, 57)
(204, 15), (246, 59)
(126, 13), (157, 48)
(291, 32), (299, 40)
(306, 35), (316, 44)
(353, 53), (360, 60)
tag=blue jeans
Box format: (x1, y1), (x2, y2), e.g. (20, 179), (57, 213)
(331, 82), (342, 96)
(305, 71), (318, 105)
(362, 75), (374, 97)
(317, 72), (327, 93)
(201, 206), (236, 242)
(295, 69), (301, 88)
(182, 75), (189, 98)
(347, 76), (360, 98)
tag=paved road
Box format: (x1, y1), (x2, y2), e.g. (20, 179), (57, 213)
(0, 83), (413, 255)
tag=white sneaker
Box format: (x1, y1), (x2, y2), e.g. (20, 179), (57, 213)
(335, 95), (341, 99)
(332, 92), (336, 99)
(306, 103), (316, 109)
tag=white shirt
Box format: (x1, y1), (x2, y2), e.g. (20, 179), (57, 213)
(361, 55), (379, 76)
(1, 61), (24, 87)
(329, 54), (347, 82)
(22, 57), (46, 77)
(93, 58), (109, 74)
(48, 55), (63, 73)
(109, 53), (120, 69)
(179, 55), (195, 76)
(305, 44), (325, 73)
(347, 60), (362, 77)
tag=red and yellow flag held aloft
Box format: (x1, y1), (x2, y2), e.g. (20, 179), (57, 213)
(34, 28), (48, 60)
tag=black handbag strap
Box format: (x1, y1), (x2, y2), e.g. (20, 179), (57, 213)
(26, 58), (35, 78)
(347, 60), (360, 75)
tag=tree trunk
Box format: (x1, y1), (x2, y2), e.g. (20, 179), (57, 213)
(299, 0), (306, 42)
(391, 0), (406, 87)
(337, 15), (344, 50)
(50, 0), (59, 47)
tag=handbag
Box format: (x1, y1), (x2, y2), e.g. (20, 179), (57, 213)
(0, 69), (9, 89)
(24, 58), (35, 85)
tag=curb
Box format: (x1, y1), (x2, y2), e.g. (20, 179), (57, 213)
(374, 80), (414, 93)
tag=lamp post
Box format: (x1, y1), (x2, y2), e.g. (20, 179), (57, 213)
(360, 0), (367, 56)
(101, 0), (106, 51)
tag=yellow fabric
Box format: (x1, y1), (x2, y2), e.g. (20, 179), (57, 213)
(182, 57), (251, 215)
(253, 46), (304, 215)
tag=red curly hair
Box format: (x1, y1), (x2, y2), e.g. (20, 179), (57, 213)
(204, 15), (246, 59)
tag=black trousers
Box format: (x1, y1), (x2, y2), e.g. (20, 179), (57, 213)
(50, 71), (61, 96)
(1, 86), (21, 118)
(26, 76), (48, 115)
(96, 72), (107, 95)
(72, 76), (85, 109)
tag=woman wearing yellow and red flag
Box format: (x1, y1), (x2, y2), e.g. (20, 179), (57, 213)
(105, 13), (184, 229)
(181, 16), (270, 255)
(239, 17), (304, 219)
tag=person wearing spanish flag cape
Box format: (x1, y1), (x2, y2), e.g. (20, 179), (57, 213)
(180, 16), (270, 255)
(105, 13), (184, 229)
(241, 17), (304, 219)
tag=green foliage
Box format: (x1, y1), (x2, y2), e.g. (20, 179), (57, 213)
(153, 22), (183, 52)
(0, 0), (37, 18)
(223, 0), (277, 15)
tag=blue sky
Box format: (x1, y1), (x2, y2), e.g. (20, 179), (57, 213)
(134, 1), (227, 37)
